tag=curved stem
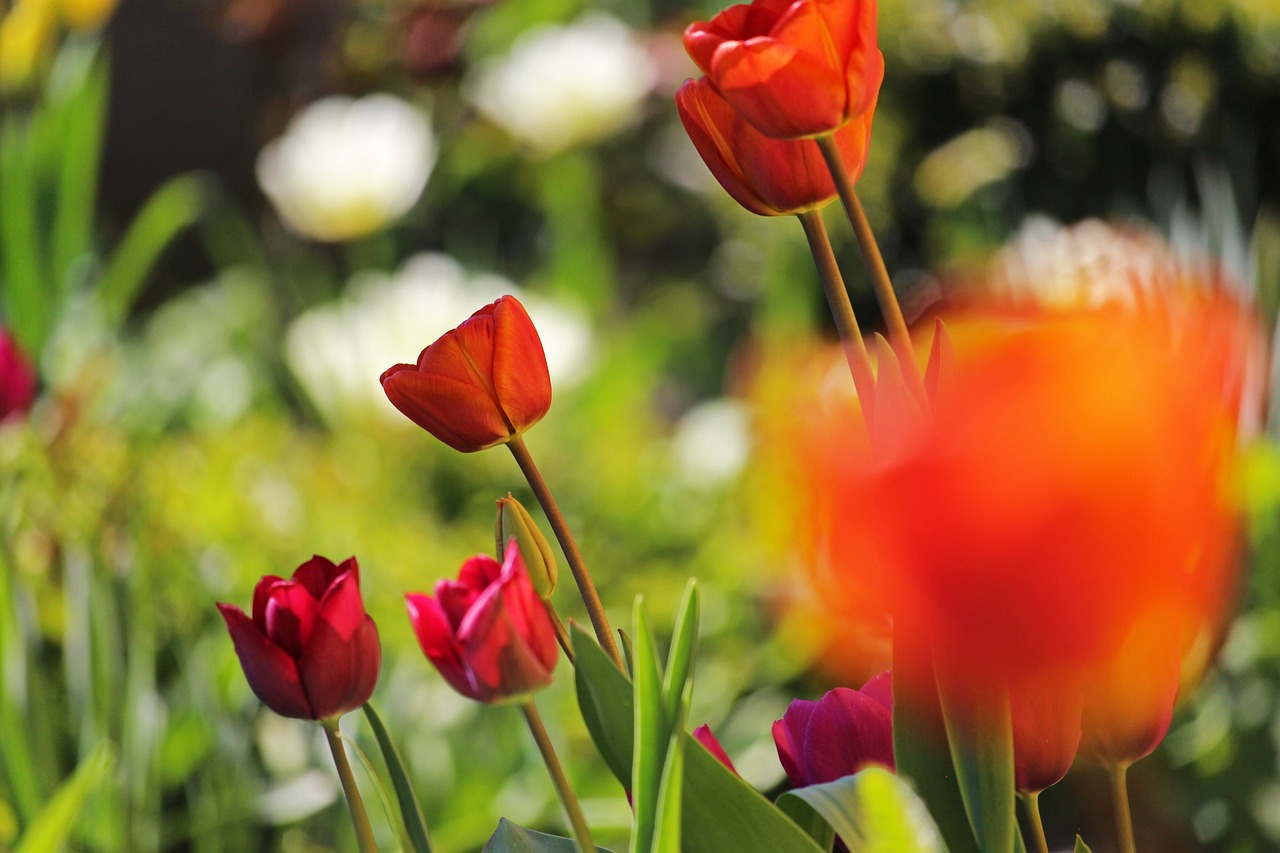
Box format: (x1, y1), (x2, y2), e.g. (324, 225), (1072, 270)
(796, 211), (877, 421)
(1021, 792), (1050, 853)
(322, 718), (378, 853)
(522, 700), (595, 853)
(507, 436), (622, 669)
(1109, 764), (1138, 853)
(815, 134), (928, 407)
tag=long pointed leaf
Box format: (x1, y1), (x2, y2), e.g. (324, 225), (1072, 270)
(630, 597), (666, 853)
(14, 742), (115, 853)
(660, 581), (698, 720)
(363, 702), (432, 853)
(777, 769), (947, 853)
(937, 678), (1015, 853)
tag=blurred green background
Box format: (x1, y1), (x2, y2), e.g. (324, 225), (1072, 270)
(2, 0), (1280, 850)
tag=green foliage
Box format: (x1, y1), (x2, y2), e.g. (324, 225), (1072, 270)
(482, 818), (615, 853)
(777, 769), (947, 853)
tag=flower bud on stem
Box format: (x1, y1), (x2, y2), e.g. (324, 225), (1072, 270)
(507, 436), (622, 669)
(522, 700), (595, 853)
(321, 719), (378, 853)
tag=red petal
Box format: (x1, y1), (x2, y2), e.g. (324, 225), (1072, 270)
(801, 687), (894, 782)
(382, 367), (510, 452)
(298, 604), (381, 720)
(490, 296), (551, 435)
(264, 582), (319, 657)
(407, 593), (481, 700)
(773, 699), (816, 784)
(292, 555), (344, 599)
(693, 724), (738, 774)
(712, 37), (846, 138)
(218, 603), (314, 719)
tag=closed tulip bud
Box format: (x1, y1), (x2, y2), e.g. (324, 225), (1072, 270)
(406, 541), (558, 704)
(684, 0), (881, 139)
(676, 72), (879, 216)
(382, 295), (552, 452)
(772, 671), (895, 787)
(217, 556), (381, 721)
(495, 493), (558, 598)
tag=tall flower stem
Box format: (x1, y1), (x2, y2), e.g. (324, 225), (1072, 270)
(1021, 793), (1050, 853)
(1109, 764), (1138, 853)
(547, 603), (576, 664)
(797, 210), (877, 419)
(321, 718), (378, 853)
(522, 700), (595, 853)
(507, 436), (622, 669)
(815, 133), (928, 407)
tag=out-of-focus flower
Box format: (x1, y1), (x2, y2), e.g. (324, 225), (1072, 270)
(684, 0), (881, 139)
(0, 0), (57, 93)
(670, 398), (752, 486)
(0, 327), (38, 421)
(692, 724), (738, 774)
(675, 71), (878, 215)
(381, 294), (551, 453)
(792, 250), (1260, 771)
(405, 542), (558, 704)
(56, 0), (118, 30)
(256, 94), (435, 242)
(1009, 668), (1083, 794)
(217, 556), (381, 721)
(466, 13), (656, 155)
(772, 672), (895, 787)
(495, 493), (557, 598)
(285, 253), (592, 426)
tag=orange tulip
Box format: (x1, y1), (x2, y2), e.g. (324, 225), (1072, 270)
(683, 0), (881, 139)
(675, 70), (879, 216)
(381, 295), (552, 452)
(788, 284), (1258, 775)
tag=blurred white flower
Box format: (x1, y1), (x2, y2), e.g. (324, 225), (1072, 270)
(466, 13), (656, 155)
(286, 253), (594, 425)
(257, 94), (435, 242)
(671, 398), (751, 487)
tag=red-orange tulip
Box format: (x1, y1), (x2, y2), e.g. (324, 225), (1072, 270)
(683, 0), (881, 139)
(381, 295), (552, 452)
(675, 71), (879, 216)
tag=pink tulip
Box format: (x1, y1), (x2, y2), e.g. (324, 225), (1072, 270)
(773, 671), (894, 786)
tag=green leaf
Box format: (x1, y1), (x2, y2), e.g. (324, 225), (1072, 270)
(631, 597), (667, 853)
(573, 624), (633, 786)
(892, 638), (980, 853)
(49, 51), (108, 295)
(96, 174), (204, 328)
(778, 769), (948, 853)
(1073, 835), (1093, 853)
(0, 118), (49, 355)
(362, 702), (433, 853)
(775, 792), (836, 852)
(661, 580), (698, 721)
(14, 742), (115, 853)
(937, 679), (1015, 853)
(481, 817), (615, 853)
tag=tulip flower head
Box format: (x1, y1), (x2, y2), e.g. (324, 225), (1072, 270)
(382, 295), (552, 452)
(217, 556), (381, 722)
(675, 71), (879, 216)
(772, 671), (895, 787)
(684, 0), (882, 139)
(406, 541), (558, 704)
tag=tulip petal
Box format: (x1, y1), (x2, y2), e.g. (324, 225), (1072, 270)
(382, 367), (511, 452)
(712, 37), (846, 138)
(490, 297), (552, 434)
(693, 724), (738, 774)
(251, 575), (287, 629)
(407, 593), (481, 699)
(496, 547), (559, 672)
(315, 567), (367, 642)
(299, 602), (381, 720)
(218, 603), (314, 719)
(774, 699), (817, 784)
(802, 687), (895, 783)
(860, 671), (893, 710)
(264, 581), (319, 658)
(456, 578), (553, 702)
(292, 554), (343, 600)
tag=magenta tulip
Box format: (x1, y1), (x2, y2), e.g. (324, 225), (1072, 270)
(406, 541), (558, 704)
(218, 556), (381, 721)
(773, 671), (894, 786)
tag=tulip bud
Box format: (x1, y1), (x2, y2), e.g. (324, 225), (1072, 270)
(217, 556), (382, 721)
(382, 295), (552, 453)
(495, 493), (558, 598)
(772, 672), (895, 787)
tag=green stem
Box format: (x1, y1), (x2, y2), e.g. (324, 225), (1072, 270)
(1109, 764), (1138, 853)
(1022, 792), (1049, 853)
(547, 601), (576, 664)
(507, 436), (622, 669)
(796, 210), (877, 421)
(522, 700), (595, 853)
(322, 718), (378, 853)
(815, 133), (928, 407)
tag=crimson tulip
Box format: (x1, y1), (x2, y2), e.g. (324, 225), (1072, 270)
(675, 72), (878, 216)
(382, 295), (551, 452)
(772, 671), (894, 787)
(406, 541), (557, 704)
(218, 556), (381, 721)
(684, 0), (881, 139)
(0, 327), (36, 421)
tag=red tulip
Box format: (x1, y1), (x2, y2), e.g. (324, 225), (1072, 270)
(406, 541), (557, 704)
(217, 556), (381, 721)
(772, 671), (894, 787)
(0, 327), (36, 421)
(381, 295), (551, 452)
(684, 0), (881, 139)
(675, 72), (879, 216)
